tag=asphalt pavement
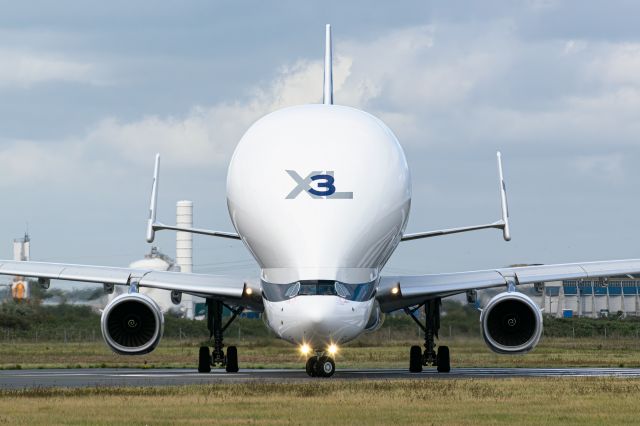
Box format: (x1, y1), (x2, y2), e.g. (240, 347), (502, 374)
(2, 367), (640, 389)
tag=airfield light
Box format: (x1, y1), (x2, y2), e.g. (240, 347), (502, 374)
(391, 286), (399, 295)
(300, 344), (311, 355)
(328, 344), (338, 355)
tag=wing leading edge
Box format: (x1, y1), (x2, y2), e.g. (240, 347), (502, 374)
(377, 259), (640, 312)
(0, 260), (262, 311)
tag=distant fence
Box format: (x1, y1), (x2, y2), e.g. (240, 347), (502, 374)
(3, 320), (640, 343)
(0, 325), (255, 343)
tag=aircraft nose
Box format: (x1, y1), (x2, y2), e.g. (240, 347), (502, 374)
(265, 296), (370, 347)
(307, 306), (325, 325)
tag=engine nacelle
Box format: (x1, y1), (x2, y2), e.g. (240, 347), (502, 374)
(480, 291), (543, 354)
(101, 293), (164, 355)
(364, 302), (384, 332)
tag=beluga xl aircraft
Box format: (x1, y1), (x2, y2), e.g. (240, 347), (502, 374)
(3, 25), (640, 377)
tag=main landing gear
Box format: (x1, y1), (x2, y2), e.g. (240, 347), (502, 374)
(305, 354), (336, 377)
(406, 298), (450, 373)
(198, 299), (243, 373)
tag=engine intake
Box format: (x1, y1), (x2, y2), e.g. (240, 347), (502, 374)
(101, 293), (164, 355)
(480, 292), (542, 354)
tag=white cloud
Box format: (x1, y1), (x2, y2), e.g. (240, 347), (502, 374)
(571, 153), (625, 184)
(592, 44), (640, 87)
(562, 39), (587, 55)
(0, 49), (102, 88)
(0, 54), (351, 184)
(5, 23), (640, 188)
(0, 140), (85, 186)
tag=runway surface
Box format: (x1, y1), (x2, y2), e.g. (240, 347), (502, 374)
(3, 367), (640, 389)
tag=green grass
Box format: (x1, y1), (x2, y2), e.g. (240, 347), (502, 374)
(2, 336), (640, 370)
(1, 378), (640, 424)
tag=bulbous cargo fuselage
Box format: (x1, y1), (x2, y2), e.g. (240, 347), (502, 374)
(227, 104), (411, 347)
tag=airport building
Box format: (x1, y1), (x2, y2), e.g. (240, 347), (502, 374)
(534, 278), (640, 318)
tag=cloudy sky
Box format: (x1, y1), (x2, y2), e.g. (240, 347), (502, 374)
(1, 0), (640, 280)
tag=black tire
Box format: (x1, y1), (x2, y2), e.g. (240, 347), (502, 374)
(305, 356), (318, 377)
(198, 346), (211, 373)
(409, 345), (423, 373)
(436, 346), (450, 373)
(316, 356), (335, 378)
(226, 346), (239, 373)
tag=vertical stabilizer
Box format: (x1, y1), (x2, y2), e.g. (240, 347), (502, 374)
(323, 24), (333, 105)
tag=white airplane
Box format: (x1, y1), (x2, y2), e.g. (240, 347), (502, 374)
(2, 25), (640, 378)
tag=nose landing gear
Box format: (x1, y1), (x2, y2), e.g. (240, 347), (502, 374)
(305, 354), (336, 377)
(198, 299), (243, 373)
(406, 298), (450, 373)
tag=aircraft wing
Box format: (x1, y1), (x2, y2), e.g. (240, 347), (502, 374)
(0, 260), (262, 310)
(377, 259), (640, 312)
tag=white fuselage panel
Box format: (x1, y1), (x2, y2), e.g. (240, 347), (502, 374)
(226, 104), (411, 348)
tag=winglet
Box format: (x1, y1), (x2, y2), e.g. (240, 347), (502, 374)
(323, 24), (333, 105)
(497, 151), (511, 241)
(146, 153), (160, 243)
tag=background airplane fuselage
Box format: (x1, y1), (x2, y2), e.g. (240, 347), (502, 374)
(226, 104), (411, 348)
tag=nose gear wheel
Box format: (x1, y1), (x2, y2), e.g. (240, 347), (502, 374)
(305, 354), (335, 377)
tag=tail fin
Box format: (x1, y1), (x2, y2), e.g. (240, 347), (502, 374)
(323, 24), (333, 105)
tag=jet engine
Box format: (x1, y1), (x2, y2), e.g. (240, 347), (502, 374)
(101, 293), (164, 355)
(480, 291), (542, 354)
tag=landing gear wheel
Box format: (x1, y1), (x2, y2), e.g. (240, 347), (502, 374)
(306, 356), (318, 377)
(226, 346), (239, 373)
(436, 346), (450, 373)
(316, 356), (335, 377)
(406, 299), (452, 372)
(198, 346), (211, 373)
(409, 345), (423, 373)
(205, 299), (244, 373)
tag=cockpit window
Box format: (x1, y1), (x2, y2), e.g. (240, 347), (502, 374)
(262, 279), (376, 302)
(334, 282), (351, 298)
(284, 281), (300, 298)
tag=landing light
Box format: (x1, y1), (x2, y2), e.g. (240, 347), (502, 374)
(300, 344), (311, 355)
(245, 287), (253, 296)
(328, 344), (338, 355)
(391, 286), (399, 295)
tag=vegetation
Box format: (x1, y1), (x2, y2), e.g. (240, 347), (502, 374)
(2, 378), (640, 424)
(4, 300), (640, 369)
(3, 299), (640, 341)
(4, 336), (640, 370)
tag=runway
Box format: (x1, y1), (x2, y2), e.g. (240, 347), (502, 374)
(3, 367), (640, 389)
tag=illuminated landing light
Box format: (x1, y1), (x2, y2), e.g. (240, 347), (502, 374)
(328, 344), (338, 355)
(391, 286), (400, 295)
(245, 287), (253, 296)
(300, 344), (311, 355)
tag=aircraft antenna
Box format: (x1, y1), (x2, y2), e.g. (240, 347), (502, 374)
(323, 24), (333, 105)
